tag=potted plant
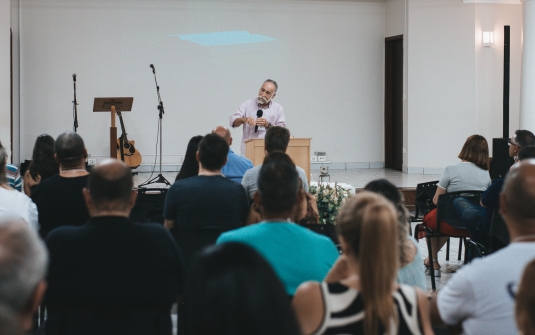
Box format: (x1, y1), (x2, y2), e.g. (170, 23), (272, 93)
(306, 182), (351, 243)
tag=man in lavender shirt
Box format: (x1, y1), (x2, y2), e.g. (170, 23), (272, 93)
(229, 79), (286, 155)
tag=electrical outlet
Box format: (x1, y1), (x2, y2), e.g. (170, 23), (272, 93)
(310, 156), (317, 162)
(318, 156), (326, 162)
(88, 158), (97, 166)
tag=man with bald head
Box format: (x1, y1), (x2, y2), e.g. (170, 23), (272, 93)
(431, 159), (535, 335)
(212, 126), (253, 183)
(44, 159), (183, 335)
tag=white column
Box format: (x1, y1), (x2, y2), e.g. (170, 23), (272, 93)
(0, 0), (11, 150)
(521, 0), (535, 130)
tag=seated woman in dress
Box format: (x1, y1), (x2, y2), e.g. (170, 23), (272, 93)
(174, 135), (203, 182)
(422, 134), (491, 276)
(23, 134), (58, 196)
(292, 192), (433, 335)
(364, 179), (426, 290)
(184, 242), (301, 335)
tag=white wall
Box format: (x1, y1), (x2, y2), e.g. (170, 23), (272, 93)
(0, 0), (11, 158)
(405, 0), (522, 173)
(10, 0), (20, 163)
(475, 4), (522, 139)
(386, 0), (405, 37)
(18, 0), (386, 168)
(407, 0), (477, 172)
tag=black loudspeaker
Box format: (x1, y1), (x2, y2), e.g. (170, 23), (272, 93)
(491, 138), (514, 180)
(130, 188), (168, 224)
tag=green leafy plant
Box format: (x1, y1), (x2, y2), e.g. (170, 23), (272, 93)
(309, 182), (351, 225)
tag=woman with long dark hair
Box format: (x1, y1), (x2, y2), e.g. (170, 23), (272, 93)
(23, 134), (59, 196)
(175, 135), (203, 182)
(292, 192), (433, 335)
(185, 242), (301, 335)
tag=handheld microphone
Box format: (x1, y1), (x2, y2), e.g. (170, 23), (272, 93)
(255, 110), (263, 133)
(72, 73), (77, 82)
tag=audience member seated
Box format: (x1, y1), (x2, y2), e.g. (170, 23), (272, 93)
(217, 159), (338, 296)
(31, 131), (90, 238)
(164, 133), (249, 232)
(364, 179), (426, 290)
(246, 152), (319, 225)
(44, 158), (183, 335)
(212, 126), (253, 183)
(5, 164), (21, 192)
(422, 134), (491, 275)
(431, 159), (535, 334)
(0, 218), (48, 333)
(292, 192), (433, 335)
(23, 134), (59, 197)
(174, 135), (203, 182)
(454, 130), (535, 246)
(185, 243), (301, 335)
(508, 129), (535, 163)
(0, 142), (38, 230)
(241, 126), (308, 199)
(516, 258), (535, 335)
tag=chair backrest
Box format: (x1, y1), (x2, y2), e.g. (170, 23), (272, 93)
(437, 191), (483, 230)
(130, 188), (168, 224)
(172, 228), (222, 268)
(413, 181), (439, 219)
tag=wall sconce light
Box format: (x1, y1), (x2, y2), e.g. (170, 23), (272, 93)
(483, 31), (494, 47)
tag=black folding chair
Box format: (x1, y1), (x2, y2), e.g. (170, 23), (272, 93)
(488, 208), (510, 254)
(415, 189), (482, 290)
(464, 239), (485, 264)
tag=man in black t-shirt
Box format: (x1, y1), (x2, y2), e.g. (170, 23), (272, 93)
(31, 131), (90, 238)
(163, 133), (249, 241)
(45, 159), (183, 335)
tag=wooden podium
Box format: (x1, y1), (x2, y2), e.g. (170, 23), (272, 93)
(245, 138), (311, 181)
(93, 97), (134, 159)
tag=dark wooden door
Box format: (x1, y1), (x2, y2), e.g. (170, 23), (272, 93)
(385, 35), (403, 171)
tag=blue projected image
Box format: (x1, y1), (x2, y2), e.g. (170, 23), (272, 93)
(169, 31), (276, 46)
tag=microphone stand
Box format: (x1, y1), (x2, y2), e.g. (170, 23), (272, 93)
(138, 65), (171, 187)
(72, 75), (78, 132)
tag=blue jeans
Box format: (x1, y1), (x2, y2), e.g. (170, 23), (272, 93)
(453, 197), (486, 243)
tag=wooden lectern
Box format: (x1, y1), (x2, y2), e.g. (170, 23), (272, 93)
(245, 138), (311, 181)
(93, 97), (134, 158)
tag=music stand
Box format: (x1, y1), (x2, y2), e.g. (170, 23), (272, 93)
(93, 97), (134, 159)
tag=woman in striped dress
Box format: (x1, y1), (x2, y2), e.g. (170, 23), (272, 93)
(292, 192), (433, 335)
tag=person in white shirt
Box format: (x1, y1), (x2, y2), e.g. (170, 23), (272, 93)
(0, 142), (38, 230)
(431, 159), (535, 335)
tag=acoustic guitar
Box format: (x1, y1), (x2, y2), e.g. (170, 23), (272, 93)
(116, 112), (142, 169)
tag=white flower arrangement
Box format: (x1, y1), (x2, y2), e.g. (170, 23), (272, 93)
(309, 182), (351, 225)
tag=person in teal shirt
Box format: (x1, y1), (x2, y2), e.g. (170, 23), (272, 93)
(217, 157), (339, 296)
